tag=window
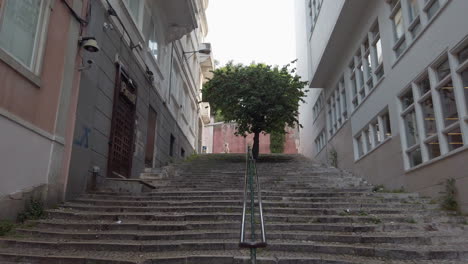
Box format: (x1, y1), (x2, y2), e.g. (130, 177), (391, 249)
(407, 0), (420, 22)
(328, 78), (348, 137)
(0, 0), (47, 70)
(436, 59), (451, 81)
(393, 7), (405, 40)
(354, 110), (392, 160)
(169, 134), (175, 157)
(446, 127), (463, 151)
(315, 130), (326, 153)
(407, 0), (422, 38)
(457, 43), (468, 114)
(181, 148), (185, 158)
(389, 1), (407, 58)
(382, 112), (392, 139)
(143, 4), (159, 60)
(349, 21), (385, 111)
(308, 0), (323, 34)
(425, 0), (440, 20)
(403, 109), (419, 147)
(356, 135), (364, 158)
(438, 79), (458, 127)
(312, 91), (324, 121)
(398, 50), (468, 169)
(372, 25), (384, 80)
(420, 97), (437, 137)
(124, 0), (143, 26)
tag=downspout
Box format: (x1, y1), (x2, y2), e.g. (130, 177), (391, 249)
(168, 41), (175, 105)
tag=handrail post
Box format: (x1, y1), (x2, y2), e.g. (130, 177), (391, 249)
(239, 145), (267, 264)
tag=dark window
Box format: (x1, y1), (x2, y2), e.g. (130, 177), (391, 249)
(169, 134), (175, 157)
(181, 148), (185, 158)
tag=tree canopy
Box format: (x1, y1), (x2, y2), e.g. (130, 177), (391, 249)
(202, 61), (308, 158)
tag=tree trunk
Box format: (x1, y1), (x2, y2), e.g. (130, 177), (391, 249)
(252, 131), (260, 160)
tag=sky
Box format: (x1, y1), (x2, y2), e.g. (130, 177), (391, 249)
(205, 0), (296, 67)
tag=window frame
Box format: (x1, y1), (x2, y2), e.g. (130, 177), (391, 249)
(353, 109), (392, 161)
(0, 0), (51, 77)
(398, 47), (468, 170)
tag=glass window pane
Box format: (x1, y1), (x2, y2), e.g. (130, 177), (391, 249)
(376, 38), (383, 65)
(341, 89), (347, 114)
(408, 147), (423, 167)
(373, 122), (382, 144)
(458, 45), (468, 63)
(358, 64), (364, 88)
(446, 127), (464, 151)
(128, 0), (141, 22)
(0, 0), (42, 68)
(383, 113), (392, 139)
(418, 77), (431, 95)
(461, 69), (468, 113)
(393, 8), (404, 39)
(401, 89), (414, 110)
(365, 53), (372, 77)
(421, 97), (437, 137)
(376, 66), (384, 80)
(357, 135), (364, 157)
(439, 80), (459, 127)
(408, 0), (419, 21)
(426, 0), (440, 19)
(436, 59), (451, 81)
(364, 129), (372, 151)
(403, 110), (419, 147)
(426, 138), (441, 159)
(410, 21), (422, 38)
(395, 41), (407, 57)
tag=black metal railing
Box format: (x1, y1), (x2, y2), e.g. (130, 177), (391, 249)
(239, 146), (267, 263)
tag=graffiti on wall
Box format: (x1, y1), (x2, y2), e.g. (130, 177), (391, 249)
(73, 126), (91, 148)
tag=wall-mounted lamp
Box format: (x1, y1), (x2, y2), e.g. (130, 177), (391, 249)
(184, 47), (212, 56)
(145, 66), (154, 82)
(79, 37), (100, 53)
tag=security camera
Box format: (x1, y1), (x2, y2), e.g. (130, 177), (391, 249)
(78, 59), (95, 71)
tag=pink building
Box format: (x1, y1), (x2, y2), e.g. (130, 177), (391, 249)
(0, 0), (88, 220)
(209, 122), (299, 154)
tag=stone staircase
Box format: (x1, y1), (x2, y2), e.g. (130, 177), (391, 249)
(0, 154), (467, 263)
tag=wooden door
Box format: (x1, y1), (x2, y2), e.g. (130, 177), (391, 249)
(108, 64), (137, 178)
(145, 107), (157, 167)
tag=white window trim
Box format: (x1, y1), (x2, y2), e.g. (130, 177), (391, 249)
(353, 108), (392, 161)
(0, 0), (52, 84)
(398, 47), (468, 169)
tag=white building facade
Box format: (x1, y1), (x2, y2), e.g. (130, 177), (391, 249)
(296, 0), (468, 212)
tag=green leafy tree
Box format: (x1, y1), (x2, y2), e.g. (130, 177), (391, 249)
(202, 61), (308, 159)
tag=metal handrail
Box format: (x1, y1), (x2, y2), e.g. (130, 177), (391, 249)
(239, 146), (267, 263)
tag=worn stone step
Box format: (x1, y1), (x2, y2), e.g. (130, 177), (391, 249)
(60, 203), (430, 216)
(71, 198), (431, 210)
(1, 239), (466, 261)
(15, 228), (440, 245)
(32, 219), (415, 233)
(45, 209), (429, 224)
(4, 250), (465, 264)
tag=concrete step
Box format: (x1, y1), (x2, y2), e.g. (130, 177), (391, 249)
(16, 228), (444, 245)
(1, 238), (467, 261)
(71, 198), (432, 210)
(3, 250), (466, 264)
(30, 219), (424, 233)
(60, 203), (434, 216)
